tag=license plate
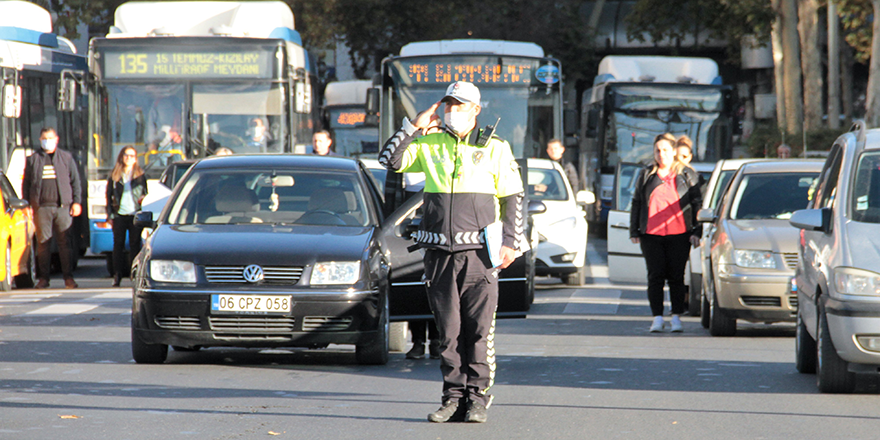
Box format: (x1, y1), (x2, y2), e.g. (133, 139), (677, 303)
(211, 295), (292, 313)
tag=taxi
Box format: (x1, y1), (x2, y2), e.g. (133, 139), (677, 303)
(0, 171), (36, 290)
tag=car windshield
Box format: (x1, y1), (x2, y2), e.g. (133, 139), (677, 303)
(851, 151), (880, 224)
(729, 172), (819, 220)
(166, 169), (372, 226)
(527, 167), (568, 201)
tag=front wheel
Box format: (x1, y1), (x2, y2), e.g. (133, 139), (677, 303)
(131, 327), (168, 364)
(14, 241), (36, 289)
(0, 245), (11, 292)
(816, 304), (855, 393)
(709, 283), (736, 337)
(356, 292), (389, 365)
(795, 312), (817, 374)
(688, 272), (702, 316)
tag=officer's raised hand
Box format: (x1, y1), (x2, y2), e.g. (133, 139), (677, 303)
(413, 101), (442, 131)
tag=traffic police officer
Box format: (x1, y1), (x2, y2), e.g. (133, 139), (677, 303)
(379, 81), (526, 423)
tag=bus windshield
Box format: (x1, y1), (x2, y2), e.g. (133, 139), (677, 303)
(606, 84), (727, 168)
(385, 56), (560, 158)
(97, 82), (285, 179)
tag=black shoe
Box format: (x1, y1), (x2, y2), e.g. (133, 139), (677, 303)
(112, 277), (121, 287)
(428, 400), (460, 423)
(465, 401), (488, 423)
(35, 279), (50, 289)
(406, 343), (425, 359)
(428, 340), (441, 359)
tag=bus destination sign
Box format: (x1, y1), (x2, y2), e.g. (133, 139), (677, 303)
(404, 61), (533, 85)
(102, 49), (273, 79)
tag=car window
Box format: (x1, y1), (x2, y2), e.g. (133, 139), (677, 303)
(709, 169), (736, 210)
(850, 151), (880, 223)
(166, 169), (372, 227)
(816, 146), (843, 210)
(729, 172), (819, 220)
(527, 168), (569, 201)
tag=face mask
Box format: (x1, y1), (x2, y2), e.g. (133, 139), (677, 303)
(444, 110), (473, 134)
(41, 139), (58, 152)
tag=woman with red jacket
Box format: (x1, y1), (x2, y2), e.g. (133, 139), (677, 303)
(629, 133), (702, 333)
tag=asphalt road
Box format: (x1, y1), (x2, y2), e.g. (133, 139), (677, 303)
(1, 242), (880, 439)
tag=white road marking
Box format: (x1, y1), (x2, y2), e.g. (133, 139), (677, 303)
(25, 304), (99, 315)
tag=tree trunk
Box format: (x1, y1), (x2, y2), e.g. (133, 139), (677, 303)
(841, 34), (854, 126)
(865, 0), (880, 127)
(772, 0), (787, 133)
(827, 0), (841, 130)
(798, 0), (822, 133)
(781, 0), (804, 135)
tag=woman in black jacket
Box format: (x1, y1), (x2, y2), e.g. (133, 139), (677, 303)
(629, 133), (702, 333)
(106, 146), (148, 286)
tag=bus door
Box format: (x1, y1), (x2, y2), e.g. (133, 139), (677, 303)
(606, 162), (647, 283)
(1, 68), (19, 171)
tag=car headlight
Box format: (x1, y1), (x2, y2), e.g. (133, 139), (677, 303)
(150, 260), (196, 283)
(311, 261), (360, 285)
(734, 250), (776, 269)
(834, 267), (880, 296)
(550, 216), (578, 230)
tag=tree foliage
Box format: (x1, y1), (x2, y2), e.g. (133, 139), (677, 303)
(839, 0), (873, 63)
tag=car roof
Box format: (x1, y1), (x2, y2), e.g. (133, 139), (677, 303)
(689, 162), (715, 173)
(527, 158), (561, 170)
(359, 158), (382, 169)
(193, 154), (362, 172)
(739, 159), (824, 174)
(717, 158), (771, 171)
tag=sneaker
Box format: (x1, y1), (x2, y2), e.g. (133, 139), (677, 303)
(670, 315), (683, 333)
(428, 400), (460, 423)
(649, 316), (665, 333)
(64, 278), (78, 289)
(35, 279), (50, 289)
(406, 344), (425, 359)
(428, 340), (441, 359)
(464, 400), (488, 423)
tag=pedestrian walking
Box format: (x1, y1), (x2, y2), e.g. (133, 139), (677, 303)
(23, 127), (82, 289)
(106, 146), (147, 287)
(379, 81), (527, 423)
(629, 133), (702, 332)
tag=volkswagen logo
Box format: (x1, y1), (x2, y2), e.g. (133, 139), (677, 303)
(243, 264), (264, 283)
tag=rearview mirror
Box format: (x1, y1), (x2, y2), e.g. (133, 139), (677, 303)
(585, 108), (600, 138)
(134, 211), (157, 229)
(575, 190), (596, 205)
(789, 208), (831, 233)
(3, 84), (21, 118)
(696, 208), (716, 223)
(365, 88), (380, 116)
(528, 200), (547, 215)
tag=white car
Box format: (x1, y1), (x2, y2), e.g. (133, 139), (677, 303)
(527, 158), (595, 285)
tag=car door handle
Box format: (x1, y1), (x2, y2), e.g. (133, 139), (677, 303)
(610, 222), (629, 229)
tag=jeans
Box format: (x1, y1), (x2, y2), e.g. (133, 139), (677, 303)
(639, 233), (691, 316)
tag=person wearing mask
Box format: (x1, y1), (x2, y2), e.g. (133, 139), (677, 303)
(312, 130), (338, 156)
(379, 81), (527, 423)
(546, 138), (579, 191)
(106, 146), (148, 287)
(629, 133), (702, 333)
(23, 128), (82, 289)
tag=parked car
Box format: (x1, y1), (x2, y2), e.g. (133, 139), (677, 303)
(606, 162), (712, 284)
(131, 155), (392, 365)
(698, 160), (822, 336)
(526, 158), (595, 285)
(686, 159), (769, 318)
(0, 171), (36, 289)
(789, 122), (880, 393)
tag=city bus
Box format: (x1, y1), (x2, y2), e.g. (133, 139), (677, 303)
(84, 1), (317, 272)
(1, 0), (90, 268)
(372, 39), (564, 321)
(321, 79), (378, 157)
(579, 56), (735, 282)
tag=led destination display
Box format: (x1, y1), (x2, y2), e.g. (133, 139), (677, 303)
(101, 48), (274, 79)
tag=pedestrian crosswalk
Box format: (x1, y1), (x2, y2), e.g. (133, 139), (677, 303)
(0, 289), (131, 319)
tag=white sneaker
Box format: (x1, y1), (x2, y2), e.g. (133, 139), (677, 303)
(670, 315), (683, 333)
(649, 316), (665, 332)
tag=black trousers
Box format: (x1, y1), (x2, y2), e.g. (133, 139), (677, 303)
(639, 233), (691, 316)
(409, 319), (439, 345)
(34, 206), (73, 280)
(423, 248), (498, 407)
(112, 215), (143, 282)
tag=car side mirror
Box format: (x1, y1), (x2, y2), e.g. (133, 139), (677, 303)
(789, 208), (831, 233)
(528, 200), (547, 215)
(696, 208), (716, 223)
(585, 108), (600, 138)
(575, 190), (596, 205)
(402, 217), (421, 239)
(134, 211), (157, 229)
(9, 198), (28, 209)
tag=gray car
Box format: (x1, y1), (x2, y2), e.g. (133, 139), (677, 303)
(790, 122), (880, 393)
(698, 160), (822, 336)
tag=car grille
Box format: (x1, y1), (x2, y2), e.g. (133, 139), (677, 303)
(740, 296), (782, 307)
(782, 253), (799, 270)
(209, 316), (296, 332)
(302, 316), (353, 332)
(204, 266), (304, 284)
(788, 294), (798, 309)
(154, 316), (200, 330)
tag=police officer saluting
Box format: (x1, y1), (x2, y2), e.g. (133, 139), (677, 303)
(379, 81), (526, 423)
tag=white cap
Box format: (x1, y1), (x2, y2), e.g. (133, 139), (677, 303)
(443, 81), (481, 106)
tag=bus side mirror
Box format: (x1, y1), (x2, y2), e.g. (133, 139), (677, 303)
(57, 76), (77, 112)
(294, 80), (312, 114)
(3, 84), (21, 118)
(585, 108), (599, 138)
(564, 109), (578, 137)
(366, 88), (380, 116)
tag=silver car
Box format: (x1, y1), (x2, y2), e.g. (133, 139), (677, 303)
(790, 122), (880, 393)
(698, 160), (822, 336)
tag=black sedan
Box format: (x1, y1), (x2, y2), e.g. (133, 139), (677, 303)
(131, 155), (391, 365)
